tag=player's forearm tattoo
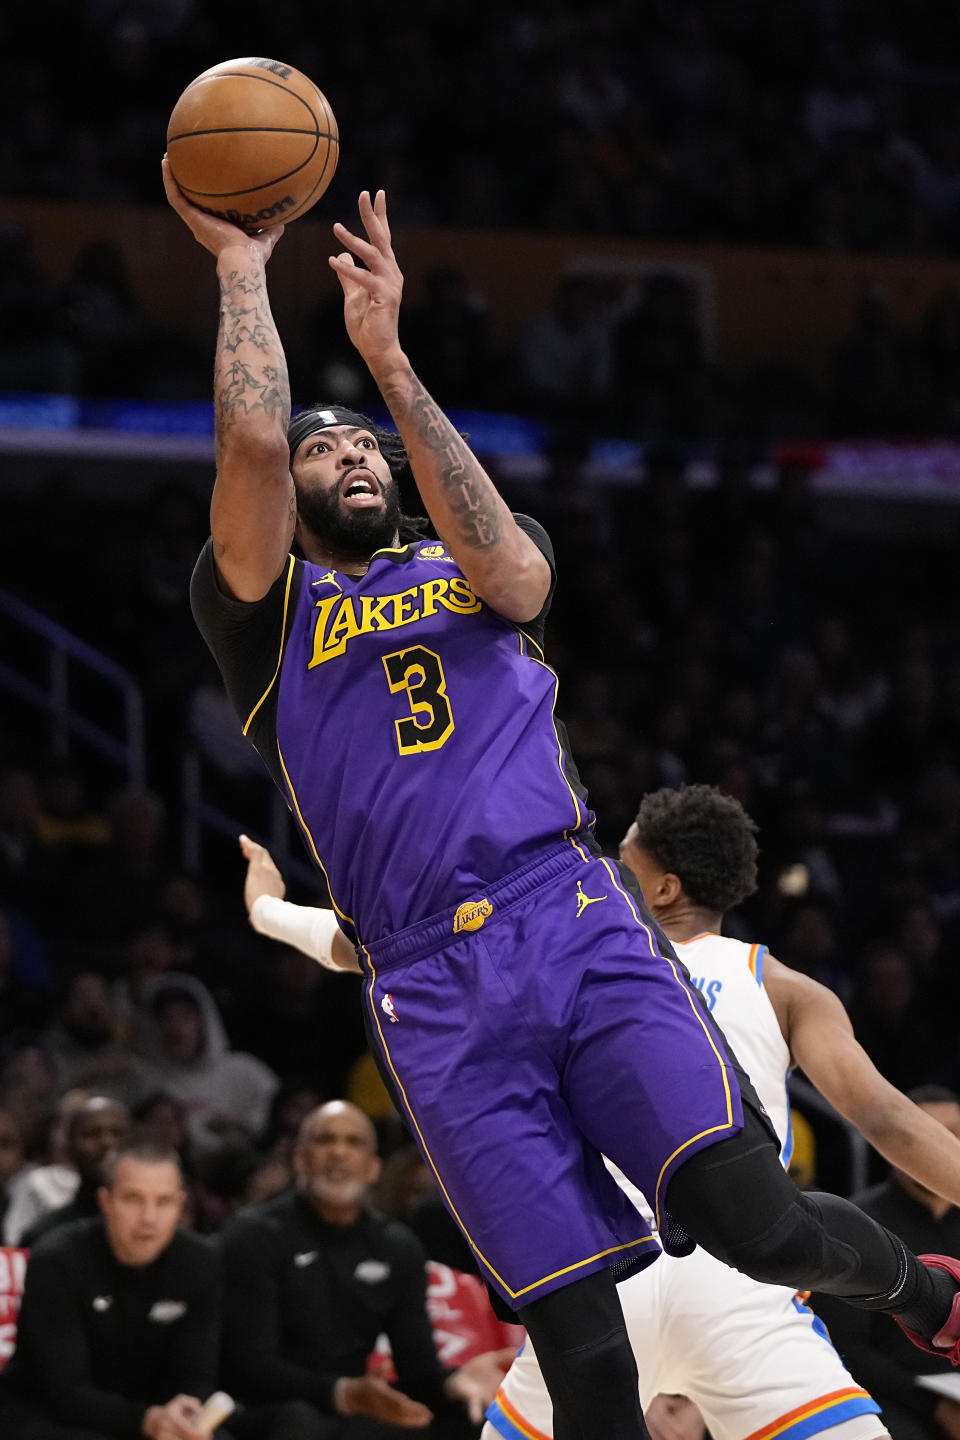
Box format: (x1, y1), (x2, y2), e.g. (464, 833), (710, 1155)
(383, 375), (502, 549)
(214, 265), (291, 444)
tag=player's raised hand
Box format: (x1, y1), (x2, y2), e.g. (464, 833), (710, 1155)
(329, 190), (405, 378)
(162, 157), (284, 262)
(239, 834), (286, 916)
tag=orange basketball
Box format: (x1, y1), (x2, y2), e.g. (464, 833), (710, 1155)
(166, 57), (339, 232)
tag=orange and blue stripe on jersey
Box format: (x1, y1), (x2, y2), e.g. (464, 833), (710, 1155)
(486, 1388), (552, 1440)
(748, 942), (767, 984)
(742, 1385), (880, 1440)
(486, 1382), (880, 1440)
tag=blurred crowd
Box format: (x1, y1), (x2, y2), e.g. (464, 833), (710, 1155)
(7, 1), (960, 440)
(6, 216), (960, 447)
(4, 0), (960, 256)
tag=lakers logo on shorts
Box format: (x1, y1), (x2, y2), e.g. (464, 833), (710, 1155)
(453, 898), (493, 933)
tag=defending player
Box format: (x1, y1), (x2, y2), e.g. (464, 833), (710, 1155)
(486, 783), (960, 1440)
(165, 166), (960, 1440)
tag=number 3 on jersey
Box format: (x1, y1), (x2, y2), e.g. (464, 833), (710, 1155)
(382, 646), (455, 755)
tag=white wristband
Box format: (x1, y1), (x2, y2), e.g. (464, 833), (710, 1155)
(249, 895), (343, 970)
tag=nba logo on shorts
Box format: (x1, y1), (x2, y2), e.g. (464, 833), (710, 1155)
(381, 993), (399, 1023)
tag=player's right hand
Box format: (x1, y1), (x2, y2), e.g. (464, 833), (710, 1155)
(336, 1374), (433, 1428)
(239, 833), (286, 914)
(329, 190), (406, 380)
(162, 157), (284, 262)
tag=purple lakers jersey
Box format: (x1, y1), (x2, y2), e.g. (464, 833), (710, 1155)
(191, 516), (597, 943)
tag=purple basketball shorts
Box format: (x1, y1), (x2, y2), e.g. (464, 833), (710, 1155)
(361, 843), (744, 1308)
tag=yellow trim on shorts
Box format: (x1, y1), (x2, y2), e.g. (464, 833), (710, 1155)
(276, 742), (354, 927)
(598, 857), (736, 1231)
(242, 554), (296, 735)
(362, 944), (656, 1301)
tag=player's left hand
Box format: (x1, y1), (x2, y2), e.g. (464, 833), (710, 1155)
(444, 1348), (516, 1424)
(329, 190), (405, 380)
(239, 833), (286, 914)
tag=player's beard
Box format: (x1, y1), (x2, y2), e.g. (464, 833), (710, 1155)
(296, 474), (402, 559)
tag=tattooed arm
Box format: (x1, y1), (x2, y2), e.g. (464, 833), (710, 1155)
(329, 191), (551, 622)
(162, 158), (294, 601)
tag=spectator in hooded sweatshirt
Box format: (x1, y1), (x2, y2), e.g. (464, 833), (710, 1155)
(136, 973), (279, 1161)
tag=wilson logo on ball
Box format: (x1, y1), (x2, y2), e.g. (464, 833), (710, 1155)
(246, 58), (293, 79)
(196, 197), (298, 227)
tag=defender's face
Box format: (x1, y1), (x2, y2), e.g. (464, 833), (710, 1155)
(619, 825), (666, 909)
(292, 425), (397, 541)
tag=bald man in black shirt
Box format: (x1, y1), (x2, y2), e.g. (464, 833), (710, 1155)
(219, 1102), (510, 1440)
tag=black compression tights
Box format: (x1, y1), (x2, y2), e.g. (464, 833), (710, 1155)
(517, 1269), (650, 1440)
(665, 1103), (954, 1338)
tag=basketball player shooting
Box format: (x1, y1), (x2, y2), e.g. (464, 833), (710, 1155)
(163, 163), (960, 1440)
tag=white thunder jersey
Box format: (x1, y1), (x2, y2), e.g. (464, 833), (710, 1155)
(485, 932), (886, 1440)
(606, 933), (791, 1223)
(675, 932), (793, 1163)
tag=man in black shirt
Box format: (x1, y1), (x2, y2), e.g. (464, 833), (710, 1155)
(219, 1102), (510, 1439)
(812, 1087), (960, 1440)
(0, 1139), (222, 1440)
(20, 1095), (130, 1249)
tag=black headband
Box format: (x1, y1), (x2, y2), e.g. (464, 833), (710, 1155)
(287, 405), (376, 458)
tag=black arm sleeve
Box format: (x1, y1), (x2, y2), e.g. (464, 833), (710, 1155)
(189, 539), (303, 784)
(15, 1249), (146, 1437)
(218, 1221), (341, 1410)
(511, 513), (556, 646)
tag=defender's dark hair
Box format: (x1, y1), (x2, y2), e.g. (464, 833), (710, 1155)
(287, 403), (430, 543)
(632, 784), (759, 915)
